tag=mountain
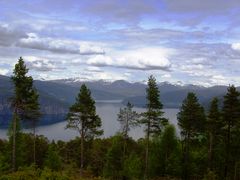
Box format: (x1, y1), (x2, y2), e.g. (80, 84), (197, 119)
(0, 75), (233, 127)
(123, 85), (228, 108)
(40, 77), (231, 109)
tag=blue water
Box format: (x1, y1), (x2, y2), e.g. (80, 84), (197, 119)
(0, 103), (179, 141)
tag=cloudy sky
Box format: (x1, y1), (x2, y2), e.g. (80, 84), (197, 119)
(0, 0), (240, 86)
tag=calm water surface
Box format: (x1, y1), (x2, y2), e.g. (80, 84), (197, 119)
(0, 103), (179, 141)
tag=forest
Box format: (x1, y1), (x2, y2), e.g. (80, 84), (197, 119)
(0, 57), (240, 180)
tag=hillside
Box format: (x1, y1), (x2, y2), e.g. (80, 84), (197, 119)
(0, 75), (232, 127)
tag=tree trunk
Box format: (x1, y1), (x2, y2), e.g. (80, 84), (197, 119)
(80, 127), (84, 176)
(144, 121), (150, 180)
(234, 162), (238, 180)
(12, 112), (17, 172)
(33, 125), (36, 165)
(183, 133), (190, 180)
(208, 132), (213, 170)
(123, 111), (129, 161)
(224, 122), (231, 178)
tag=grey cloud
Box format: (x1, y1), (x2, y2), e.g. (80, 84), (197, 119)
(84, 66), (103, 73)
(163, 0), (239, 13)
(79, 0), (157, 23)
(26, 59), (65, 72)
(111, 28), (219, 46)
(170, 42), (240, 84)
(0, 24), (27, 46)
(172, 43), (240, 64)
(90, 63), (171, 71)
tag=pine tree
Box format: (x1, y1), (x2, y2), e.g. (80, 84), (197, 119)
(24, 88), (41, 165)
(158, 125), (180, 177)
(141, 75), (168, 180)
(177, 92), (206, 180)
(117, 102), (139, 161)
(11, 57), (39, 171)
(66, 84), (103, 176)
(221, 85), (240, 178)
(44, 141), (62, 171)
(206, 97), (221, 171)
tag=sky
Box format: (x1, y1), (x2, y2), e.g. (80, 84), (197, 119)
(0, 0), (240, 86)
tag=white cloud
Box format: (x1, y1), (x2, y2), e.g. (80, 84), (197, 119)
(84, 66), (103, 72)
(209, 75), (227, 85)
(162, 73), (171, 78)
(231, 43), (240, 51)
(24, 56), (64, 72)
(17, 33), (105, 55)
(75, 71), (129, 82)
(0, 68), (9, 75)
(87, 47), (172, 70)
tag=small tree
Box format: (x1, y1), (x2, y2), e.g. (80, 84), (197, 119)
(140, 75), (168, 179)
(117, 102), (139, 161)
(159, 125), (180, 177)
(66, 84), (103, 175)
(103, 135), (124, 179)
(44, 142), (62, 171)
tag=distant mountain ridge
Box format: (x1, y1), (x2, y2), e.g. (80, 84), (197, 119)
(0, 75), (233, 127)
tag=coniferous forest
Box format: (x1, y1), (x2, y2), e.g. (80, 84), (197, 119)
(0, 57), (240, 180)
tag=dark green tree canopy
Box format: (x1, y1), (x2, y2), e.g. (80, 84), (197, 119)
(66, 84), (103, 139)
(142, 75), (168, 135)
(146, 75), (163, 110)
(207, 97), (221, 133)
(11, 57), (34, 115)
(222, 85), (240, 127)
(178, 92), (206, 138)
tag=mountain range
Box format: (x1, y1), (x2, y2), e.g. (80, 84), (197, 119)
(0, 75), (233, 127)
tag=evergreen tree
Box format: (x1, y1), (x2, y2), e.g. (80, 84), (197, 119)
(158, 125), (181, 177)
(44, 142), (62, 171)
(7, 115), (24, 169)
(141, 75), (168, 179)
(66, 84), (103, 176)
(24, 88), (41, 165)
(103, 135), (124, 179)
(11, 57), (39, 171)
(206, 97), (221, 171)
(117, 101), (139, 167)
(221, 85), (240, 178)
(177, 92), (206, 180)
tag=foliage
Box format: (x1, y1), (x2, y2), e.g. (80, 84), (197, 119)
(177, 92), (206, 179)
(66, 84), (103, 139)
(44, 141), (62, 171)
(117, 102), (139, 138)
(141, 75), (168, 136)
(1, 60), (240, 179)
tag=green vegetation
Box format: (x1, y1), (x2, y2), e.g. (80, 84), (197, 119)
(0, 57), (240, 179)
(66, 84), (103, 175)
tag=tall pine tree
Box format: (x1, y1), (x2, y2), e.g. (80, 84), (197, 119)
(177, 92), (206, 180)
(11, 57), (40, 170)
(141, 75), (168, 180)
(206, 97), (221, 171)
(222, 85), (240, 179)
(66, 84), (103, 176)
(24, 88), (41, 165)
